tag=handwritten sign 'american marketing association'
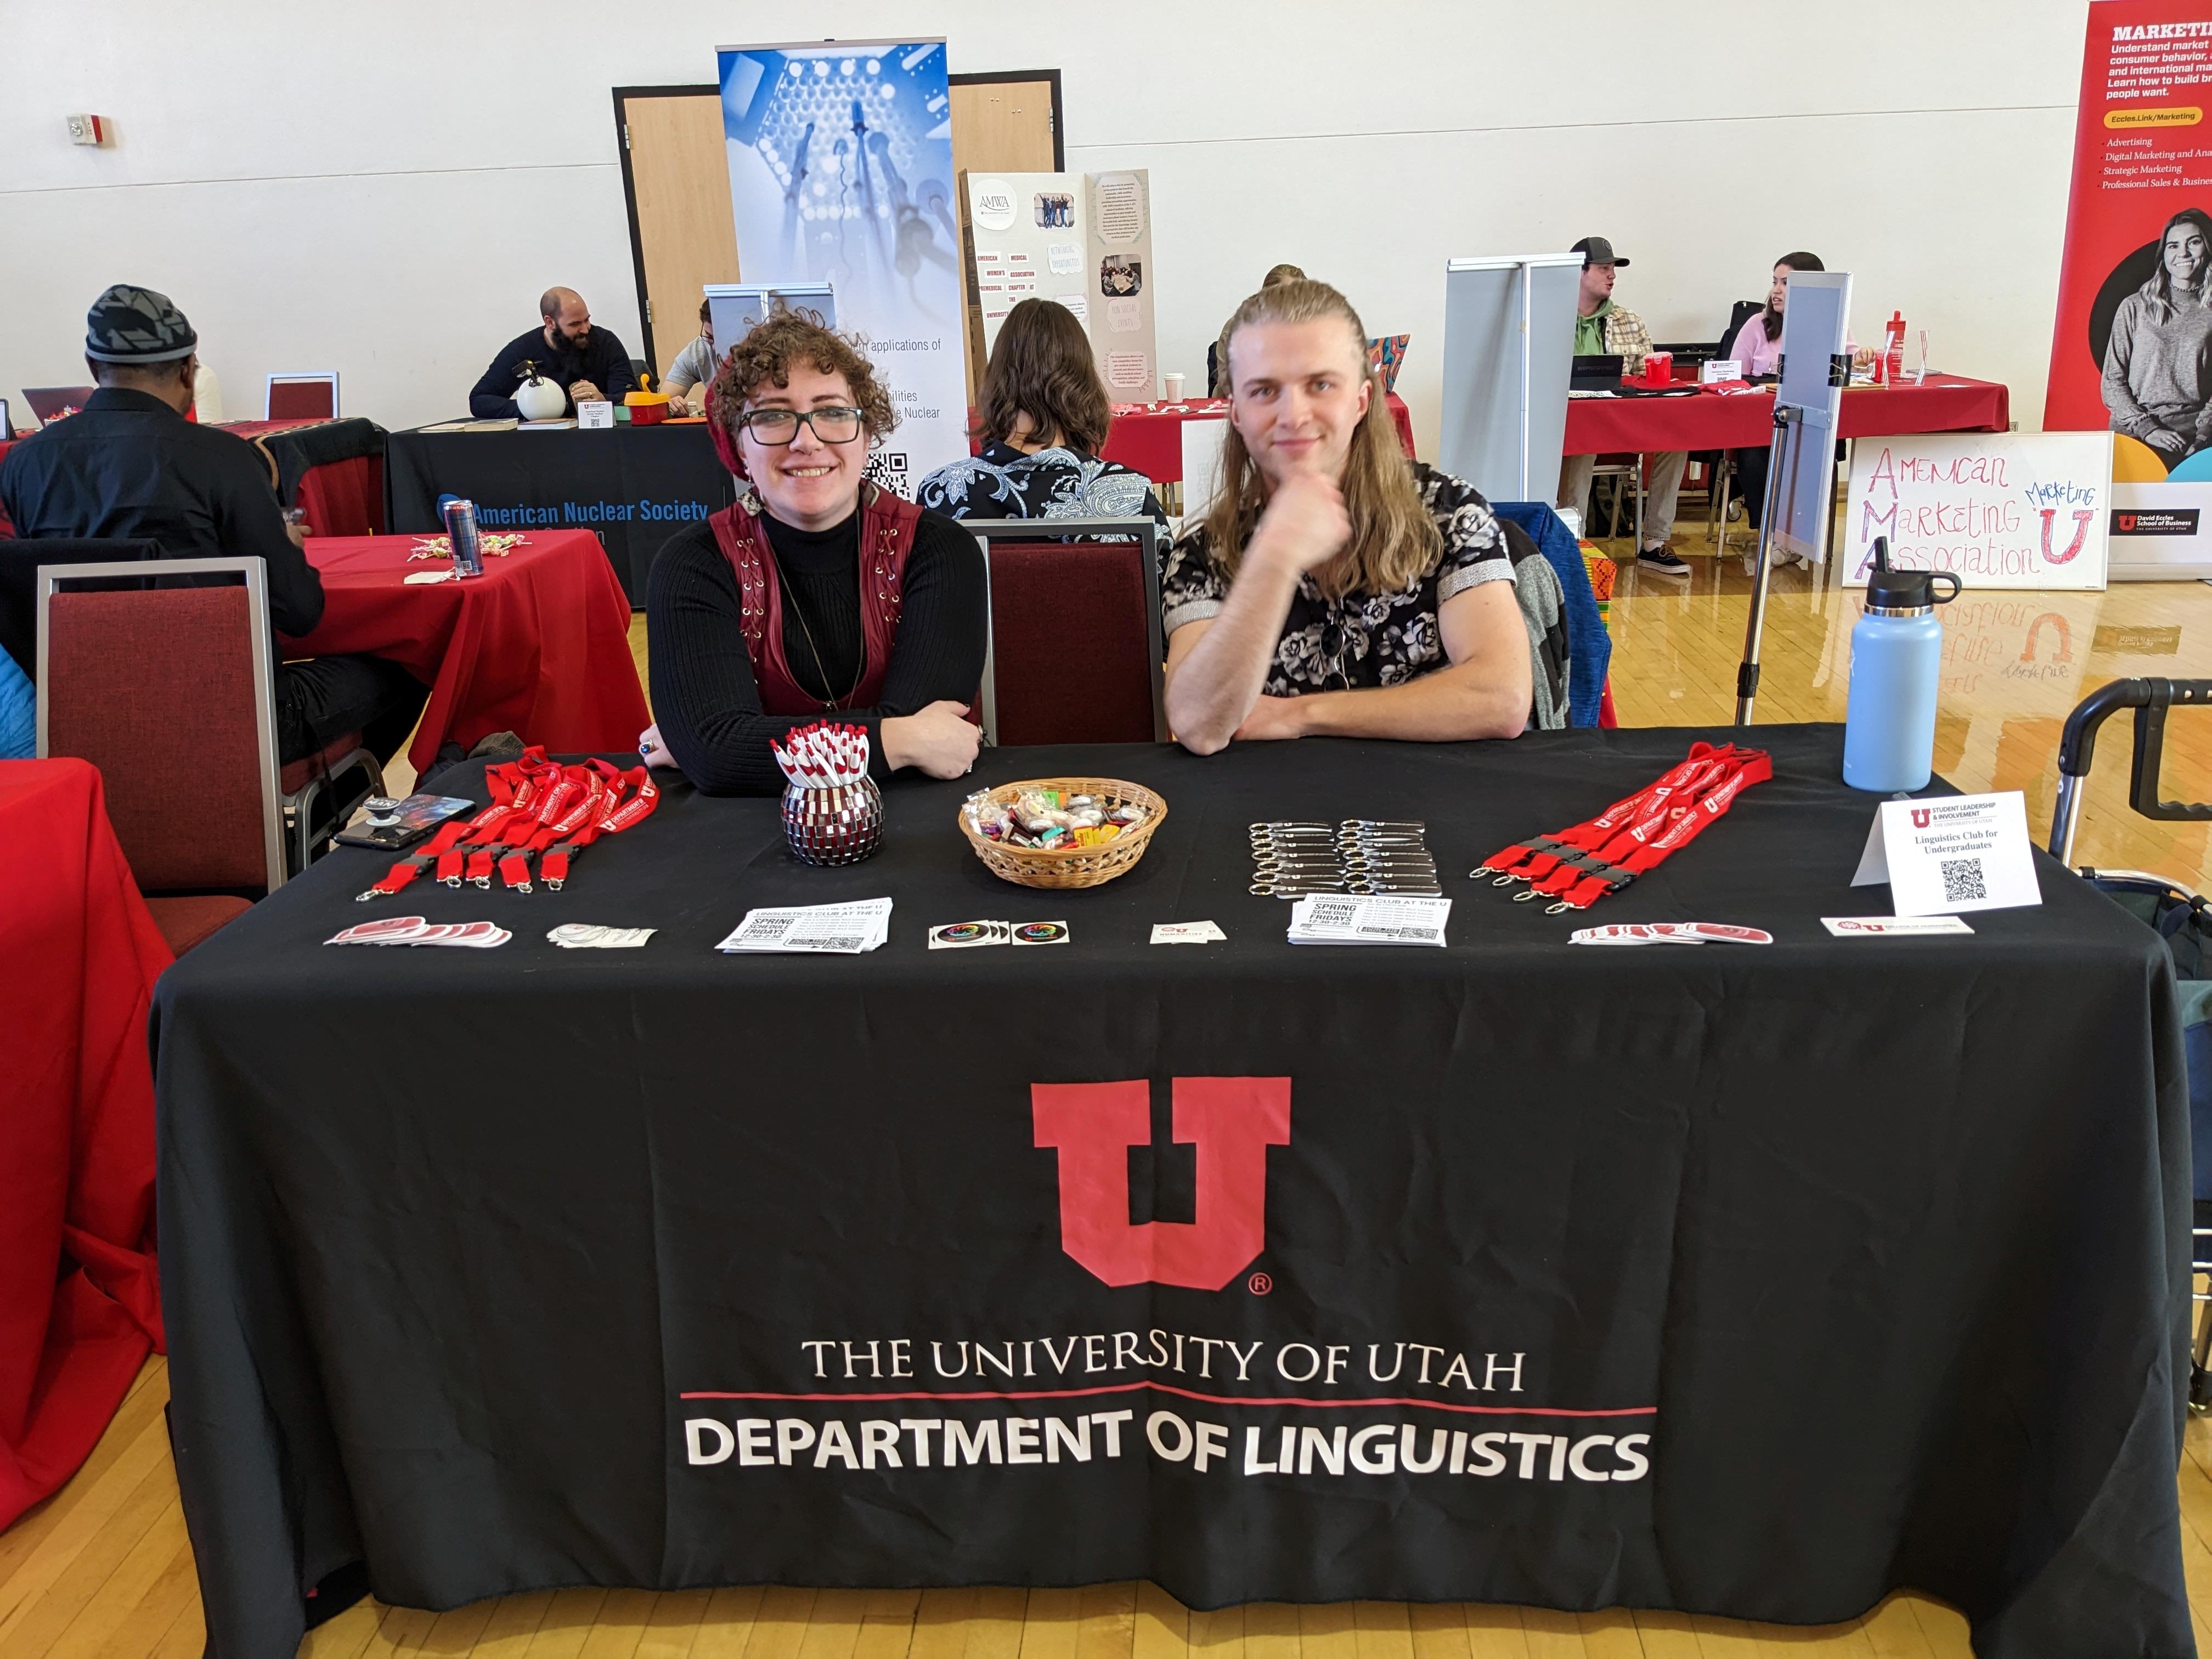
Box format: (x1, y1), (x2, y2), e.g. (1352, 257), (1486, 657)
(1843, 431), (2112, 591)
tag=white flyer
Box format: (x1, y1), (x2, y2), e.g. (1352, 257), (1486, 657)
(1849, 792), (2041, 917)
(716, 899), (891, 955)
(1287, 895), (1450, 947)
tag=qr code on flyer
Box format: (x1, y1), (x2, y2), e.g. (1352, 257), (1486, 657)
(864, 452), (910, 495)
(1940, 857), (1987, 904)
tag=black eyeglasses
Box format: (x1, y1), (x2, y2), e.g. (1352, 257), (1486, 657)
(740, 407), (864, 444)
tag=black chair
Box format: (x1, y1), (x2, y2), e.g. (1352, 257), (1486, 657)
(1719, 299), (1763, 360)
(0, 538), (165, 679)
(1693, 301), (1769, 545)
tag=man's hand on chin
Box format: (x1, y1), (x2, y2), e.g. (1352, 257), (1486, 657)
(1233, 695), (1308, 743)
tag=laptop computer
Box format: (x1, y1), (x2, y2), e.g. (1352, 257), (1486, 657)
(21, 387), (98, 426)
(1570, 354), (1622, 392)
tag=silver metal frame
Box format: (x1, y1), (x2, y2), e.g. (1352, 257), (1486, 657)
(1734, 408), (1798, 725)
(264, 371), (340, 421)
(36, 556), (287, 893)
(964, 517), (1166, 747)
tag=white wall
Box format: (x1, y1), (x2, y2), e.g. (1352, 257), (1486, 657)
(1, 2), (2087, 449)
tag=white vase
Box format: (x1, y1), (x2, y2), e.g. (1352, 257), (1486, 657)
(515, 376), (566, 421)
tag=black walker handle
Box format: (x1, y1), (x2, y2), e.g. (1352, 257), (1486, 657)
(2050, 679), (2212, 861)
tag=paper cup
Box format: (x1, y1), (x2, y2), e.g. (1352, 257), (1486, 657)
(1163, 373), (1185, 402)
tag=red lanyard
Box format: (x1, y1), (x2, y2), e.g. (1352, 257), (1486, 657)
(1477, 744), (1739, 884)
(1476, 743), (1772, 913)
(537, 765), (658, 890)
(354, 760), (529, 901)
(350, 750), (658, 901)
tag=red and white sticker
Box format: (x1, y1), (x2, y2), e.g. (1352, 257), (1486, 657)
(1821, 915), (1973, 937)
(1570, 922), (1773, 946)
(326, 917), (511, 948)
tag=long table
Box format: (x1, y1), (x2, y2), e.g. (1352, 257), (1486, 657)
(153, 729), (2192, 1659)
(225, 416), (388, 537)
(1099, 392), (1417, 483)
(0, 418), (388, 538)
(284, 532), (649, 775)
(384, 423), (737, 603)
(1562, 374), (2010, 455)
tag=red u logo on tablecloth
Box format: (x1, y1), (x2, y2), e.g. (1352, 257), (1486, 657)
(1032, 1077), (1291, 1290)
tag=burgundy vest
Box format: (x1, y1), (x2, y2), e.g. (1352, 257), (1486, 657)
(706, 486), (923, 714)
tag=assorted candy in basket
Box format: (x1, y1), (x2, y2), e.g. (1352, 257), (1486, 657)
(963, 786), (1150, 850)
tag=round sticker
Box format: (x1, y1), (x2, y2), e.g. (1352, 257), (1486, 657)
(1013, 922), (1067, 945)
(969, 177), (1018, 233)
(936, 922), (990, 944)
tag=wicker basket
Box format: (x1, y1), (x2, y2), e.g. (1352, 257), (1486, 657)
(958, 777), (1169, 891)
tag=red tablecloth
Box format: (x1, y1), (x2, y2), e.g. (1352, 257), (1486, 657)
(285, 531), (650, 774)
(0, 425), (383, 538)
(1097, 392), (1417, 483)
(220, 418), (385, 537)
(0, 759), (169, 1531)
(1562, 374), (2010, 455)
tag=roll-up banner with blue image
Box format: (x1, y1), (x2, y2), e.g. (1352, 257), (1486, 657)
(718, 40), (966, 498)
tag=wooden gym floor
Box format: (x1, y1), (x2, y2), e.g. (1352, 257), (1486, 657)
(9, 520), (2210, 1658)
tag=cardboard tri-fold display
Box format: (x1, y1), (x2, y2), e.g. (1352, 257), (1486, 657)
(962, 170), (1158, 400)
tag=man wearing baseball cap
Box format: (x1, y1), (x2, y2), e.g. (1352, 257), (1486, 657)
(0, 285), (424, 765)
(1559, 237), (1690, 577)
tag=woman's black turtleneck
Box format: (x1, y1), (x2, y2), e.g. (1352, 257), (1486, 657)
(646, 503), (986, 796)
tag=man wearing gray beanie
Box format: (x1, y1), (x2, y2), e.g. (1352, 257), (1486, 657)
(0, 285), (424, 766)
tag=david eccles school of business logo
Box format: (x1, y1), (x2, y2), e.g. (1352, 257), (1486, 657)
(2113, 509), (2199, 535)
(1032, 1077), (1291, 1290)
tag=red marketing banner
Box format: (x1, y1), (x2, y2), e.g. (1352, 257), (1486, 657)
(2045, 0), (2212, 574)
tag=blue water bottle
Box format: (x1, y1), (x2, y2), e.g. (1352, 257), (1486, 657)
(1842, 537), (1961, 792)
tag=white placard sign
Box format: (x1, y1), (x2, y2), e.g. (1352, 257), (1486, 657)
(576, 400), (614, 430)
(1180, 416), (1231, 521)
(1844, 432), (2112, 591)
(1849, 792), (2042, 916)
(962, 169), (1156, 397)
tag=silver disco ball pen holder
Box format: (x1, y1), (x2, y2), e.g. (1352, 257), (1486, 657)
(775, 720), (883, 867)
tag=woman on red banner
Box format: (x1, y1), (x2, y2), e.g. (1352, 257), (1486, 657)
(641, 312), (986, 795)
(2102, 207), (2212, 466)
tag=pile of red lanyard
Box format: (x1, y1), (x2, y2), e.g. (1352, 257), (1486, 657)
(1473, 742), (1771, 914)
(355, 747), (659, 902)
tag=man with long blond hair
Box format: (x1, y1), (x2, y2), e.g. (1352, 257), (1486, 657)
(1162, 279), (1536, 753)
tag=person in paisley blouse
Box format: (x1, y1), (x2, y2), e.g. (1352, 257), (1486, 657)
(918, 298), (1166, 531)
(1160, 279), (1532, 753)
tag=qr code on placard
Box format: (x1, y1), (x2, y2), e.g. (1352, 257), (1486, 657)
(1940, 857), (1987, 904)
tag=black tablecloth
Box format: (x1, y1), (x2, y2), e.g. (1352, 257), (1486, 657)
(383, 424), (735, 602)
(153, 727), (2194, 1659)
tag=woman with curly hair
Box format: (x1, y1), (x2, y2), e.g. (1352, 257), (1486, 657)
(641, 312), (986, 795)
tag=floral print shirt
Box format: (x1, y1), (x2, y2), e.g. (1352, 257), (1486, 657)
(917, 443), (1166, 530)
(1159, 464), (1515, 695)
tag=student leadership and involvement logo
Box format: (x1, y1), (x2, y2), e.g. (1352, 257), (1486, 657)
(675, 1076), (1657, 1496)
